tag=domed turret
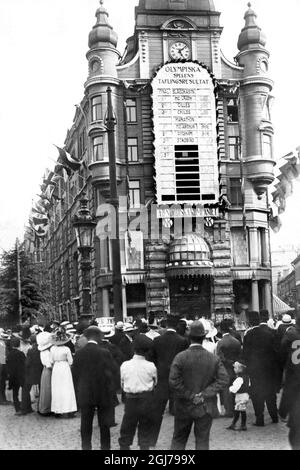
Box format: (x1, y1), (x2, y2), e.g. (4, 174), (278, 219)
(238, 3), (266, 51)
(88, 0), (118, 49)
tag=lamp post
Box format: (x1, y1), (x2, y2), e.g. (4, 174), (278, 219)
(72, 193), (96, 321)
(106, 87), (123, 322)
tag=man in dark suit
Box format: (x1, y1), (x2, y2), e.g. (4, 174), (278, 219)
(169, 321), (229, 450)
(243, 310), (281, 426)
(151, 315), (189, 447)
(279, 314), (300, 449)
(216, 319), (242, 417)
(6, 337), (26, 415)
(72, 326), (115, 450)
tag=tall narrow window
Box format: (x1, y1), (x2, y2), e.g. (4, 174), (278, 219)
(128, 138), (138, 162)
(93, 136), (104, 161)
(229, 178), (242, 207)
(129, 180), (141, 208)
(91, 95), (103, 121)
(263, 134), (272, 159)
(227, 98), (239, 122)
(126, 99), (137, 123)
(228, 136), (240, 160)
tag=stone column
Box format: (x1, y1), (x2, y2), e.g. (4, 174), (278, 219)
(261, 229), (269, 267)
(102, 288), (110, 317)
(122, 285), (127, 322)
(263, 280), (272, 316)
(249, 228), (259, 268)
(251, 278), (259, 311)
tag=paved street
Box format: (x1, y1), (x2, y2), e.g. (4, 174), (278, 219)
(0, 396), (290, 450)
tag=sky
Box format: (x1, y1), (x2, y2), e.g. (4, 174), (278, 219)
(0, 0), (299, 255)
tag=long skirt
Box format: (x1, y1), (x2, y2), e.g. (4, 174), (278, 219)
(38, 367), (52, 414)
(51, 362), (77, 414)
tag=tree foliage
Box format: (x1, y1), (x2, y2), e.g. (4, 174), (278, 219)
(0, 247), (46, 325)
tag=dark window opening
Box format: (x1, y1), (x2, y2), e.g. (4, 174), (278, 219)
(227, 98), (239, 122)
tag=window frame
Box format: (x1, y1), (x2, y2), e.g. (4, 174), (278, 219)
(127, 137), (139, 162)
(125, 98), (137, 123)
(92, 135), (104, 162)
(91, 95), (103, 122)
(129, 180), (141, 208)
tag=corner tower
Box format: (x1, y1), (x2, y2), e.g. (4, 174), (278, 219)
(236, 3), (275, 198)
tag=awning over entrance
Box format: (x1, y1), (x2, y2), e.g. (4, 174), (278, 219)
(273, 294), (294, 315)
(167, 233), (213, 278)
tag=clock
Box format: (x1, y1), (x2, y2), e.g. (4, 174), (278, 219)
(169, 41), (191, 60)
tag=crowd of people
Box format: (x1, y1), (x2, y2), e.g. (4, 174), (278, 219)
(0, 309), (299, 450)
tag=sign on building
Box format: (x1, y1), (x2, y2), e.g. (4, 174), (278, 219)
(152, 62), (219, 206)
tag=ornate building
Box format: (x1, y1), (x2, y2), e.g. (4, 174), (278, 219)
(24, 0), (276, 323)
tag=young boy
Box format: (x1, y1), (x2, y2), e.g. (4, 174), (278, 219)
(226, 361), (250, 431)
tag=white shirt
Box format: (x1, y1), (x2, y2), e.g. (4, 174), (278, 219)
(229, 377), (244, 394)
(121, 354), (157, 393)
(0, 340), (6, 364)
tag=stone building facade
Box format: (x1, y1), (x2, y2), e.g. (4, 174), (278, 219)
(24, 0), (276, 322)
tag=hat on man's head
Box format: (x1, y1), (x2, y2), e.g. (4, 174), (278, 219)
(188, 320), (206, 338)
(123, 323), (136, 333)
(99, 326), (114, 338)
(260, 310), (269, 323)
(282, 314), (292, 324)
(247, 311), (260, 327)
(115, 321), (124, 330)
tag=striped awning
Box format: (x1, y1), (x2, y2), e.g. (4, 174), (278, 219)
(273, 294), (294, 315)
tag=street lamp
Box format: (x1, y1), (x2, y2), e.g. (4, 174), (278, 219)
(72, 193), (96, 321)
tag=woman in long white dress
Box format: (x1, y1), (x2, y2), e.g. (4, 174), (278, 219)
(50, 328), (77, 417)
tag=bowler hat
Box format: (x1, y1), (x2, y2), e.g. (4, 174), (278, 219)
(188, 320), (206, 338)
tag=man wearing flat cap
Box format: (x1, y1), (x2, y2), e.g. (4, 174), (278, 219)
(169, 320), (229, 450)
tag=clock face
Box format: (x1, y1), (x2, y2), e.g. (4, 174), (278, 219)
(169, 42), (190, 60)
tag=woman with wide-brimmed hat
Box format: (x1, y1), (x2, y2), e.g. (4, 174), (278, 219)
(50, 327), (77, 418)
(37, 331), (54, 416)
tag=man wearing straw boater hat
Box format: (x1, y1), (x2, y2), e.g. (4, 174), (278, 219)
(72, 326), (115, 450)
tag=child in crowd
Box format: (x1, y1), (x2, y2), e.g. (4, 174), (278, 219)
(226, 361), (250, 431)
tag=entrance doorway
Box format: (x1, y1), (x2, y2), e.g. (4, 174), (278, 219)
(169, 276), (211, 319)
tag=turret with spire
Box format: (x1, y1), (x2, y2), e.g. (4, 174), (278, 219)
(236, 3), (275, 198)
(85, 0), (120, 88)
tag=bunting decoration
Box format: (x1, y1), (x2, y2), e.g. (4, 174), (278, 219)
(269, 147), (300, 232)
(54, 145), (82, 172)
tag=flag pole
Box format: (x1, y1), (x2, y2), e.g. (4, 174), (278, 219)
(16, 238), (22, 324)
